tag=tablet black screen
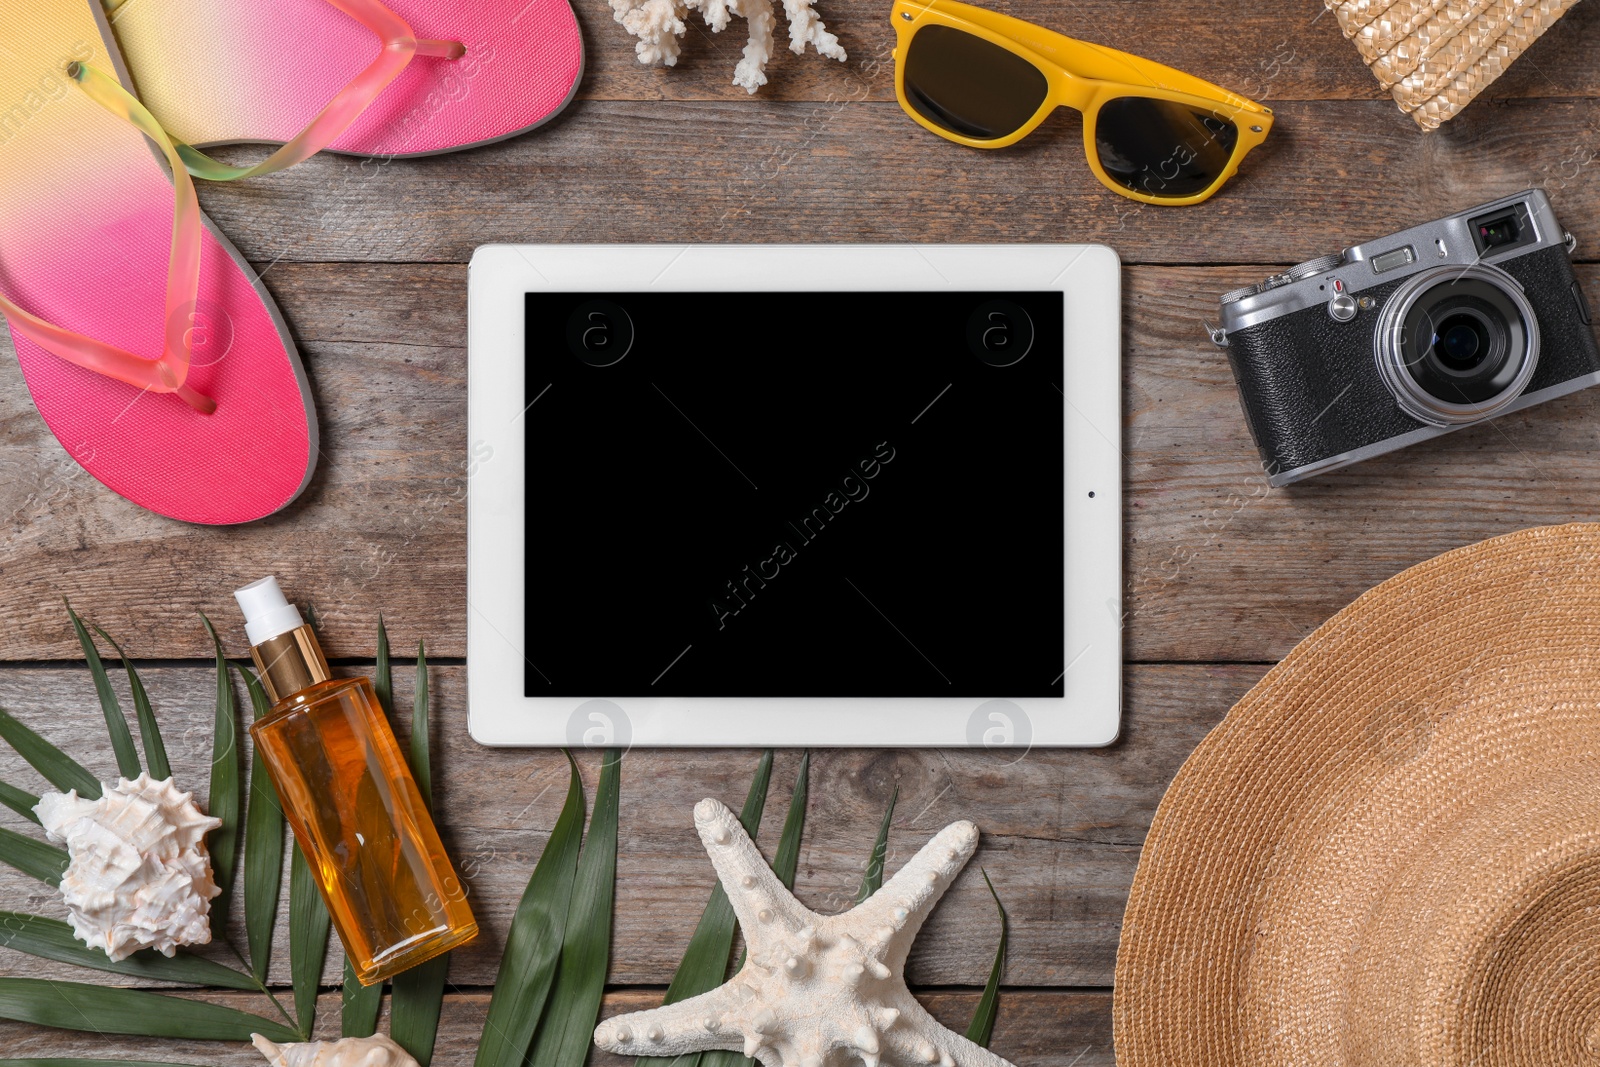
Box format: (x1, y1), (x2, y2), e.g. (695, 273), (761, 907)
(523, 291), (1065, 697)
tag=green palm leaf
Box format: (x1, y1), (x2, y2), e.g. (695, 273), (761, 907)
(0, 780), (40, 825)
(0, 825), (67, 886)
(964, 870), (1008, 1048)
(199, 618), (241, 920)
(92, 626), (171, 782)
(0, 911), (255, 990)
(340, 956), (382, 1039)
(770, 751), (809, 888)
(290, 844), (331, 1039)
(374, 616), (393, 717)
(65, 604), (139, 780)
(857, 784), (898, 902)
(0, 708), (98, 799)
(700, 753), (810, 1067)
(391, 954), (448, 1066)
(408, 641), (431, 804)
(391, 643), (446, 1065)
(473, 753), (586, 1067)
(524, 748), (621, 1067)
(0, 978), (298, 1041)
(635, 750), (774, 1067)
(239, 668), (286, 987)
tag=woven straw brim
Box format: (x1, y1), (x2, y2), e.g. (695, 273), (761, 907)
(1324, 0), (1581, 129)
(1114, 523), (1600, 1067)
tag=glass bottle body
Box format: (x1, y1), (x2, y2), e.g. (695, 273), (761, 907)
(250, 676), (477, 984)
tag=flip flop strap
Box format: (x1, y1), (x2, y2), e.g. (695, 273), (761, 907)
(0, 62), (213, 414)
(175, 0), (466, 181)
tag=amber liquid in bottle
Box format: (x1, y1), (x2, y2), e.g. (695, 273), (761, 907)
(236, 575), (478, 987)
(251, 676), (476, 983)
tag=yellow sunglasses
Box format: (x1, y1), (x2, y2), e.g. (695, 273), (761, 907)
(890, 0), (1274, 206)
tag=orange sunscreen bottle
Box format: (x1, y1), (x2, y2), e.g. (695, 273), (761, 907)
(234, 576), (477, 984)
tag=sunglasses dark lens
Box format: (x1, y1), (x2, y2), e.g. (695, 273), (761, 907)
(1093, 96), (1239, 198)
(903, 24), (1049, 141)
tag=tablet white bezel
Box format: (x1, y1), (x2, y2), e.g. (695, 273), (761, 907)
(466, 245), (1121, 747)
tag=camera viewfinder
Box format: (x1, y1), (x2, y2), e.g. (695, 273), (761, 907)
(1470, 204), (1534, 256)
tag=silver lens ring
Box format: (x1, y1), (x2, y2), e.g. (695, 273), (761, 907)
(1373, 263), (1541, 427)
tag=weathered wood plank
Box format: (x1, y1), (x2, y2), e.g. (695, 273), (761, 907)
(0, 989), (1115, 1067)
(1123, 264), (1600, 661)
(178, 98), (1600, 267)
(2, 264), (1598, 664)
(0, 664), (1253, 988)
(513, 0), (1600, 104)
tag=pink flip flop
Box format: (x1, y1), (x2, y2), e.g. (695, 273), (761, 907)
(0, 0), (317, 524)
(103, 0), (584, 170)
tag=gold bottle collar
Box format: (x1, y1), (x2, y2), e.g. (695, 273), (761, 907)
(250, 624), (331, 704)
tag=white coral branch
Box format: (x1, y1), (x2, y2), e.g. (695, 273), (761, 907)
(612, 0), (846, 93)
(727, 0), (778, 92)
(612, 0), (688, 66)
(780, 0), (845, 60)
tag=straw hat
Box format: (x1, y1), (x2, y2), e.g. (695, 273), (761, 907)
(1115, 523), (1600, 1067)
(1324, 0), (1583, 129)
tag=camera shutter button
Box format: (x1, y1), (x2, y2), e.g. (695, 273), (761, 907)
(1327, 278), (1358, 323)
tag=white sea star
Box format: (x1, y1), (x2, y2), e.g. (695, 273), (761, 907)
(592, 798), (1017, 1067)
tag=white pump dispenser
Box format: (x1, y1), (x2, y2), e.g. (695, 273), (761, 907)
(233, 576), (306, 646)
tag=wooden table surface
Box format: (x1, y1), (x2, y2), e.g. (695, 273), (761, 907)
(2, 0), (1598, 1063)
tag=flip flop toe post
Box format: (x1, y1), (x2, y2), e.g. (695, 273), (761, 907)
(107, 0), (585, 160)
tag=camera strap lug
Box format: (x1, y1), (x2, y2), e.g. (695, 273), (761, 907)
(1566, 231), (1578, 256)
(1206, 322), (1229, 348)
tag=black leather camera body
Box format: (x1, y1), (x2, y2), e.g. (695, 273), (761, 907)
(1213, 190), (1600, 486)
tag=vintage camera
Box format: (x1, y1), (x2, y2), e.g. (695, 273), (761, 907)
(1212, 190), (1600, 486)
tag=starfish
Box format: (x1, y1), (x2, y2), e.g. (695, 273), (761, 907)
(592, 798), (1017, 1067)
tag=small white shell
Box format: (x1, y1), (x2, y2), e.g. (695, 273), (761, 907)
(36, 773), (222, 961)
(252, 1034), (419, 1067)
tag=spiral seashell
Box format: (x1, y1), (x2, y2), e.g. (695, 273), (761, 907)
(252, 1034), (420, 1067)
(36, 773), (222, 961)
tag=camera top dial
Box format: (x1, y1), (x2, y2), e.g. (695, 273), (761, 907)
(1220, 252), (1345, 308)
(1287, 252), (1345, 280)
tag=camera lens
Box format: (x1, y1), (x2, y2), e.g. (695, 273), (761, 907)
(1433, 314), (1487, 370)
(1374, 264), (1541, 426)
(1407, 296), (1516, 404)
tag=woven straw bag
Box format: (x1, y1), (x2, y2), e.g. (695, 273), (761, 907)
(1324, 0), (1584, 129)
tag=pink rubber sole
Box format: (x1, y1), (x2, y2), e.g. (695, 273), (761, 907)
(10, 221), (317, 525)
(108, 0), (585, 158)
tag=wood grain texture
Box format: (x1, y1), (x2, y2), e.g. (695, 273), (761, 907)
(0, 663), (1251, 989)
(547, 0), (1600, 104)
(0, 990), (1115, 1067)
(505, 0), (1600, 103)
(2, 5), (1598, 1059)
(158, 99), (1600, 268)
(2, 266), (1597, 664)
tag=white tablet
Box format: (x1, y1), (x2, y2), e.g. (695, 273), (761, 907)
(466, 245), (1121, 747)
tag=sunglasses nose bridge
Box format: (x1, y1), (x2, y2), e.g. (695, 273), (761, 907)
(1050, 72), (1096, 114)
